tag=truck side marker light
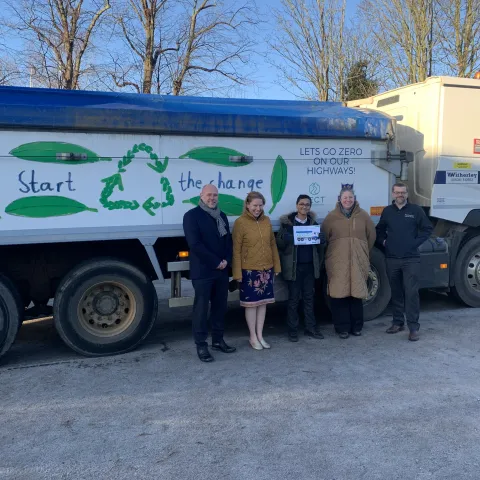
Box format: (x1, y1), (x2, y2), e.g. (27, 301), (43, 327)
(178, 251), (189, 258)
(370, 206), (385, 216)
(440, 264), (448, 269)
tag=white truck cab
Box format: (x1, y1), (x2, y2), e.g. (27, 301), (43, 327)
(349, 76), (480, 309)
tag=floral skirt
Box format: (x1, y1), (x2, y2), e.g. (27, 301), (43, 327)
(240, 268), (275, 307)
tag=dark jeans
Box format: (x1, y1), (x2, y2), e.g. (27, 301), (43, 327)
(191, 271), (229, 347)
(329, 296), (364, 333)
(287, 263), (316, 333)
(386, 258), (420, 331)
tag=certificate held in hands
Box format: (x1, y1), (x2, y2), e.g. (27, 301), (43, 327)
(293, 225), (321, 245)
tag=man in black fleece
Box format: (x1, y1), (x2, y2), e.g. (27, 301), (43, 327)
(376, 183), (433, 341)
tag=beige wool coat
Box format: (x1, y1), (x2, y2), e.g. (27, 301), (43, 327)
(321, 202), (376, 299)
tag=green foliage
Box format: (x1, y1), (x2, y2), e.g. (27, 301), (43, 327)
(344, 61), (379, 102)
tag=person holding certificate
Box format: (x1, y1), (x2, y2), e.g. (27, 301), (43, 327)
(321, 184), (376, 339)
(277, 194), (325, 342)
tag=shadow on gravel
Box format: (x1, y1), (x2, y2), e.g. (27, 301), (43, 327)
(2, 289), (462, 369)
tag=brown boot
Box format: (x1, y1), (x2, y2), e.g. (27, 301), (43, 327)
(408, 330), (419, 341)
(386, 324), (405, 334)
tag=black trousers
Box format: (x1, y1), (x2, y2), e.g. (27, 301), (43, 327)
(329, 296), (364, 333)
(191, 271), (229, 346)
(386, 258), (420, 331)
(287, 263), (316, 333)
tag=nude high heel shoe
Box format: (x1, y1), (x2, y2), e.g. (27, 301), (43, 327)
(258, 338), (270, 349)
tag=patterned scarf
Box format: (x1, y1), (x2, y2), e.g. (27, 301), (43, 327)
(339, 203), (355, 219)
(199, 199), (228, 237)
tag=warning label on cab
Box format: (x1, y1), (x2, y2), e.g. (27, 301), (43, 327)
(474, 138), (480, 155)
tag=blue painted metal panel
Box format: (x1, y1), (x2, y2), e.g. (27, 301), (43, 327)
(0, 86), (394, 139)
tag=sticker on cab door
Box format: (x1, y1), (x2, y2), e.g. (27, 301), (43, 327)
(453, 162), (472, 169)
(474, 139), (480, 155)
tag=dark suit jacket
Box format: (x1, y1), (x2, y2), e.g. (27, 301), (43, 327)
(183, 206), (233, 280)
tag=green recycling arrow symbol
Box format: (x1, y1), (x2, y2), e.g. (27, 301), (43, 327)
(99, 143), (174, 215)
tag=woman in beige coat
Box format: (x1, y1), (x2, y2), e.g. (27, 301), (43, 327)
(232, 191), (281, 350)
(321, 185), (376, 338)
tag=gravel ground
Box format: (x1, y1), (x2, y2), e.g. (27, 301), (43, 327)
(1, 291), (480, 480)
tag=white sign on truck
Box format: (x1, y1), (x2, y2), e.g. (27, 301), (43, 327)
(0, 133), (389, 233)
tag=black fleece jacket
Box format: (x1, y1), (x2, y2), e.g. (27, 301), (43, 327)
(375, 201), (433, 259)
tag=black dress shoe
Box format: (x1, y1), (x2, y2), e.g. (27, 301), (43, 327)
(338, 332), (349, 339)
(305, 330), (324, 339)
(351, 331), (362, 336)
(197, 345), (214, 362)
(211, 339), (236, 353)
(288, 332), (299, 342)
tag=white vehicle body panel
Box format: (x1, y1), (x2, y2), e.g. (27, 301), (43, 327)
(0, 131), (392, 243)
(348, 76), (480, 224)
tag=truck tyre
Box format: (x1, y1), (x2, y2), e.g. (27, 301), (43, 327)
(0, 274), (23, 360)
(363, 247), (391, 321)
(54, 258), (158, 357)
(322, 248), (391, 321)
(451, 236), (480, 307)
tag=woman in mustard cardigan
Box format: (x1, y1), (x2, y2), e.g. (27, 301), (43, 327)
(232, 191), (281, 350)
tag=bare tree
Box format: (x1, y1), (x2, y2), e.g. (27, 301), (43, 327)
(0, 57), (20, 85)
(268, 0), (348, 101)
(170, 0), (259, 95)
(111, 0), (259, 96)
(436, 0), (480, 77)
(358, 0), (437, 87)
(109, 0), (180, 94)
(0, 32), (21, 85)
(4, 0), (111, 89)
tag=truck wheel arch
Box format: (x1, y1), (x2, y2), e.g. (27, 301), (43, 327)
(53, 257), (158, 356)
(463, 210), (480, 228)
(363, 247), (391, 321)
(451, 235), (480, 307)
(0, 274), (23, 361)
(322, 247), (391, 321)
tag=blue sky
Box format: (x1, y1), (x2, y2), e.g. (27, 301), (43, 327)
(244, 0), (360, 100)
(2, 0), (360, 100)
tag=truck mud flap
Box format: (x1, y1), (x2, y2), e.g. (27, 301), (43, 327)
(419, 252), (450, 289)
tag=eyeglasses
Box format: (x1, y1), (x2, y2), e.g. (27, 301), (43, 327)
(393, 191), (407, 195)
(297, 203), (311, 207)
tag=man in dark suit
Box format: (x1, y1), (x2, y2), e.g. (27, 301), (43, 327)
(183, 184), (236, 362)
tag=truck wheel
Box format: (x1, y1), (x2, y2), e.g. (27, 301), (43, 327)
(322, 248), (391, 321)
(0, 274), (23, 360)
(363, 248), (391, 321)
(54, 258), (158, 356)
(451, 236), (480, 307)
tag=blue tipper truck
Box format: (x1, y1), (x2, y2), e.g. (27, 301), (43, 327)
(0, 85), (453, 360)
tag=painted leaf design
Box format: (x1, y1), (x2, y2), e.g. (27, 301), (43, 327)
(179, 147), (248, 167)
(269, 155), (287, 214)
(9, 142), (112, 164)
(5, 196), (98, 218)
(183, 194), (244, 216)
